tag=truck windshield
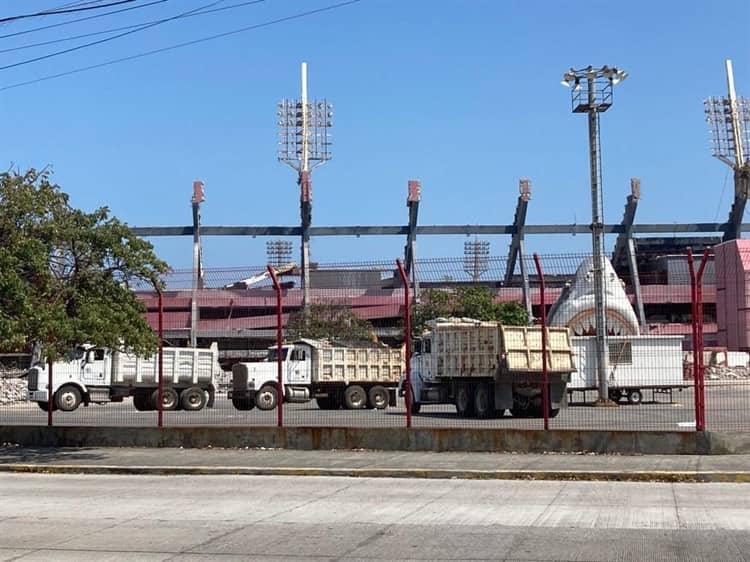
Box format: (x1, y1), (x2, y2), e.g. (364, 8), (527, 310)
(267, 348), (289, 361)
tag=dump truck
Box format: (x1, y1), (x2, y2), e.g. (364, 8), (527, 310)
(402, 319), (575, 418)
(26, 343), (221, 412)
(229, 339), (404, 410)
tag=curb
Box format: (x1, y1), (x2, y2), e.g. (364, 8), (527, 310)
(2, 464), (750, 483)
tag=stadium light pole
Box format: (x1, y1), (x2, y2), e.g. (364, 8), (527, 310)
(278, 62), (333, 309)
(266, 239), (293, 268)
(561, 65), (628, 404)
(463, 238), (490, 282)
(705, 59), (750, 241)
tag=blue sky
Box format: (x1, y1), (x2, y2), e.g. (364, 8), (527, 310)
(1, 0), (748, 272)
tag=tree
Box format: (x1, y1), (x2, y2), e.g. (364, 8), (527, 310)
(286, 302), (376, 342)
(0, 169), (169, 360)
(411, 286), (528, 336)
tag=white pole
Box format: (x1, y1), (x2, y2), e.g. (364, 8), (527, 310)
(725, 59), (745, 167)
(301, 62), (309, 173)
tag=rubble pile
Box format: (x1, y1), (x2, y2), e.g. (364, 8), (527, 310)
(705, 365), (750, 380)
(0, 369), (28, 405)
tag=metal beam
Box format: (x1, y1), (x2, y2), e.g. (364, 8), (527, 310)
(504, 179), (531, 285)
(723, 165), (750, 242)
(131, 222), (750, 238)
(611, 179), (640, 267)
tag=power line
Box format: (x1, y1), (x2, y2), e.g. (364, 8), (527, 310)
(0, 0), (264, 55)
(0, 1), (228, 71)
(0, 0), (363, 92)
(0, 0), (167, 40)
(0, 0), (139, 23)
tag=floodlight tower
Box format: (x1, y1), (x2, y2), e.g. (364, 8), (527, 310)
(266, 239), (293, 267)
(463, 238), (490, 282)
(561, 65), (628, 404)
(705, 60), (750, 241)
(277, 62), (333, 307)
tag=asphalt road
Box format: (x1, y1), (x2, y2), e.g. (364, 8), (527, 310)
(1, 382), (748, 431)
(1, 473), (748, 561)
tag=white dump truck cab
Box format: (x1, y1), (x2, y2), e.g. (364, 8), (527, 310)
(229, 342), (314, 411)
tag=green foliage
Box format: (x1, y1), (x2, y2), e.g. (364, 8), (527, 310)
(0, 169), (169, 360)
(411, 286), (528, 336)
(286, 302), (376, 342)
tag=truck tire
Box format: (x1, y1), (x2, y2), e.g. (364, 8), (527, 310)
(151, 388), (178, 411)
(473, 383), (493, 419)
(133, 392), (152, 411)
(609, 389), (622, 402)
(367, 386), (389, 410)
(256, 385), (278, 410)
(627, 389), (643, 405)
(315, 396), (339, 410)
(231, 397), (255, 411)
(409, 400), (421, 414)
(55, 385), (82, 412)
(181, 386), (207, 411)
(37, 401), (57, 412)
(455, 383), (475, 418)
(344, 385), (367, 409)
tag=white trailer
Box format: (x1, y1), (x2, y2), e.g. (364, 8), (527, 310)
(229, 339), (404, 411)
(26, 343), (221, 412)
(568, 335), (688, 404)
(402, 319), (576, 418)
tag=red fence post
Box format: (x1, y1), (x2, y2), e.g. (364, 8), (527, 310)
(157, 285), (164, 429)
(533, 254), (549, 430)
(396, 259), (412, 429)
(47, 359), (53, 427)
(687, 249), (710, 432)
(267, 265), (283, 428)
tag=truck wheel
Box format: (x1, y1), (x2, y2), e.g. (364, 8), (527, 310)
(55, 385), (82, 412)
(548, 408), (560, 418)
(133, 392), (152, 411)
(344, 385), (367, 409)
(151, 388), (178, 411)
(368, 386), (389, 410)
(315, 396), (338, 410)
(609, 389), (622, 402)
(37, 401), (57, 412)
(232, 398), (255, 411)
(455, 384), (475, 418)
(181, 386), (207, 411)
(256, 385), (278, 410)
(627, 389), (643, 405)
(473, 383), (493, 419)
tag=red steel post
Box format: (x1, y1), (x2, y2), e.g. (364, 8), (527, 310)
(47, 359), (53, 427)
(533, 254), (549, 430)
(267, 265), (283, 428)
(396, 259), (412, 429)
(157, 285), (164, 428)
(695, 249), (710, 431)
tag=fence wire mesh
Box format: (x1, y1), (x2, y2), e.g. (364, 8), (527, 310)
(3, 247), (750, 433)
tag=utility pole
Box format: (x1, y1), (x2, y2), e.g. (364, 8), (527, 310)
(278, 62), (333, 309)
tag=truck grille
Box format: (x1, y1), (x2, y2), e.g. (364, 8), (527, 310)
(231, 364), (249, 389)
(26, 368), (39, 391)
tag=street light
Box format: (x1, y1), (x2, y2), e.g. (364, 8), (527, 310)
(562, 65), (628, 404)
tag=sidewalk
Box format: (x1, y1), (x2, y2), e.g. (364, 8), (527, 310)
(1, 446), (749, 482)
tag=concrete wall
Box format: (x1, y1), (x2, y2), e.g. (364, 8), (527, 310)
(2, 425), (750, 455)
